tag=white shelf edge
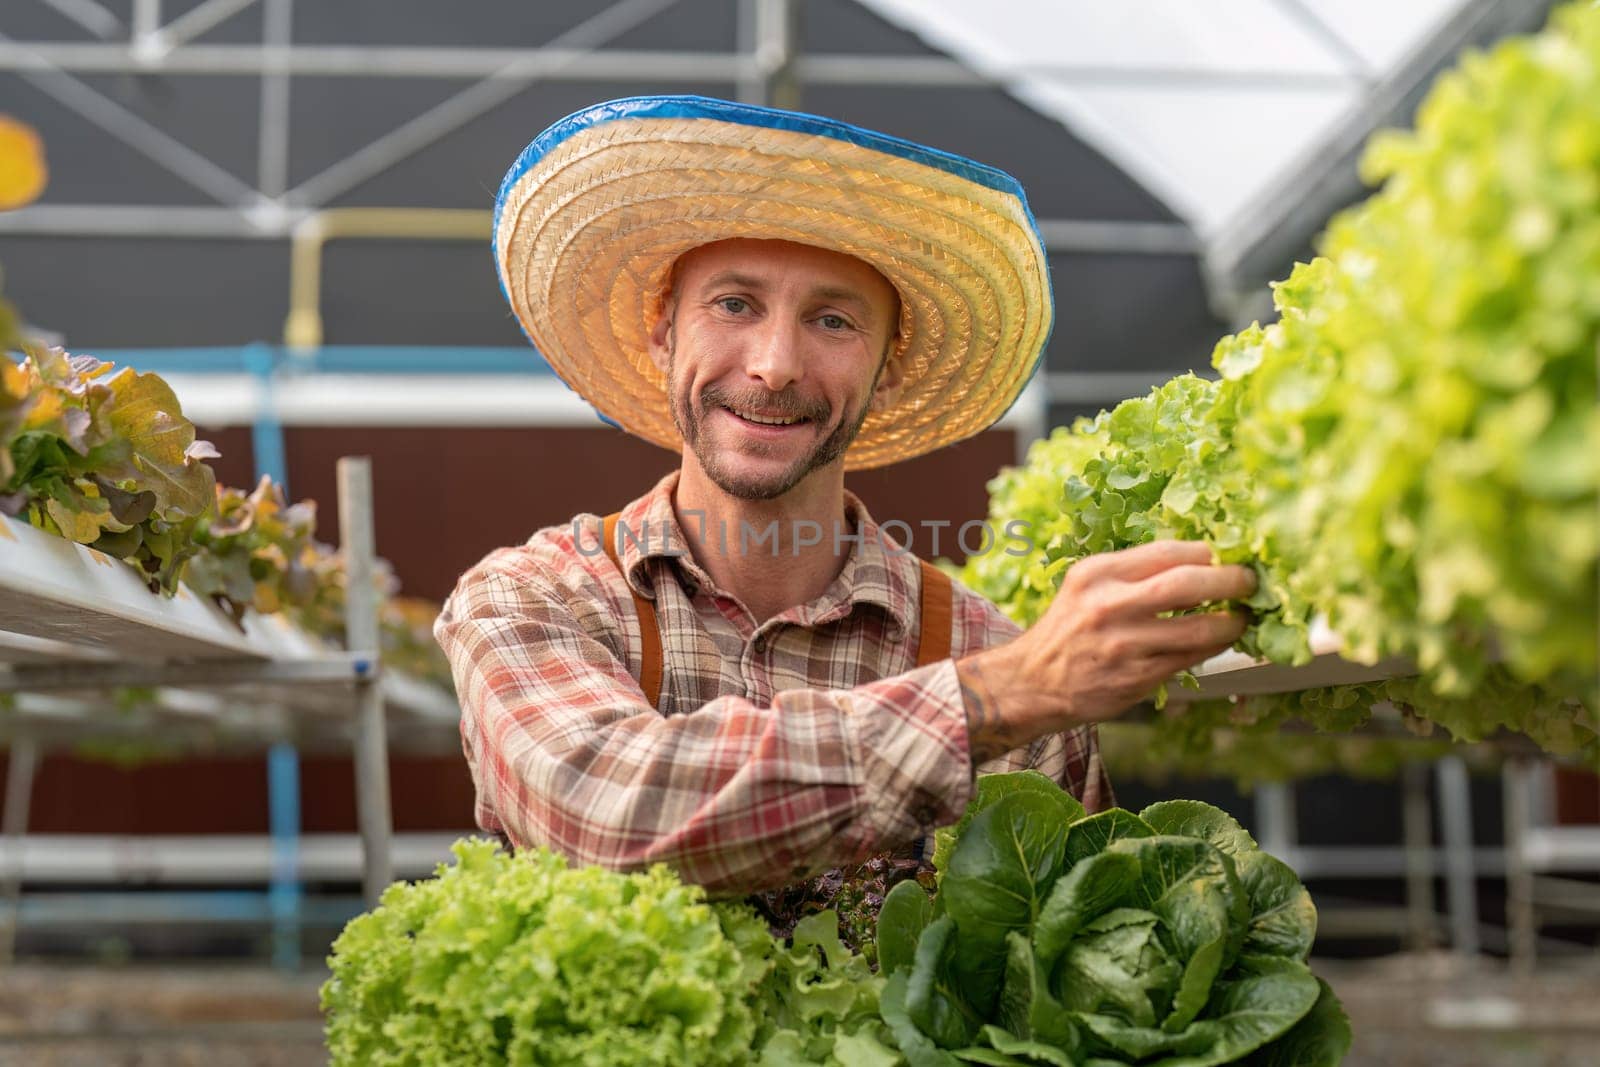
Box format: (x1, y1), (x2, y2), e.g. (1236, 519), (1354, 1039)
(0, 511), (273, 661)
(1183, 616), (1417, 699)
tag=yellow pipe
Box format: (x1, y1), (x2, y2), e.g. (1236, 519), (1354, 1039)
(283, 208), (493, 350)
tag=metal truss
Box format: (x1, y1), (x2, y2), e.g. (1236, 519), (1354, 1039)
(2, 0), (1548, 281)
(1, 0), (1206, 254)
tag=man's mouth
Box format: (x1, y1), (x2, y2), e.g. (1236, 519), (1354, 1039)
(721, 404), (810, 429)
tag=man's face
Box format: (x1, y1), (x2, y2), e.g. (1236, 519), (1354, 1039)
(648, 238), (904, 501)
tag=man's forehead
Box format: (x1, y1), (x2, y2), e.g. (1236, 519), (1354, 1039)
(671, 238), (895, 299)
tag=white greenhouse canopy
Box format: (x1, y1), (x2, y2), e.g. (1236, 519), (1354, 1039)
(858, 0), (1551, 303)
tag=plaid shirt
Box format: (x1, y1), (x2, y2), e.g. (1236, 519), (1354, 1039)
(435, 470), (1112, 896)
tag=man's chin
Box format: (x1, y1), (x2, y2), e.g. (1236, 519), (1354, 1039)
(701, 459), (812, 501)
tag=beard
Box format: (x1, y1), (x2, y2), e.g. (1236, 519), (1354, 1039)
(664, 334), (880, 501)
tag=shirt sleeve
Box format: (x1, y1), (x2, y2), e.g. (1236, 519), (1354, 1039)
(434, 544), (977, 896)
(950, 575), (1118, 813)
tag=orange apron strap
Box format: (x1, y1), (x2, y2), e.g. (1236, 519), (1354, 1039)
(915, 560), (954, 667)
(602, 512), (664, 709)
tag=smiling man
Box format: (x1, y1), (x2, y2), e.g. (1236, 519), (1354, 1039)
(436, 96), (1253, 935)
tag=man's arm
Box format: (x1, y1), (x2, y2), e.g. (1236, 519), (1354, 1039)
(956, 540), (1255, 760)
(435, 545), (976, 896)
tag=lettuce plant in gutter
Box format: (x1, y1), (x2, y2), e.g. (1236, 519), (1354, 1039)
(1, 345), (218, 593)
(877, 772), (1350, 1066)
(953, 1), (1599, 765)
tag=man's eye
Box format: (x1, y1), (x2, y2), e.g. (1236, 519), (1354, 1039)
(717, 297), (749, 314)
(818, 314), (850, 331)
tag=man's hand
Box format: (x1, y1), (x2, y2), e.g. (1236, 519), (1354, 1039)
(957, 541), (1255, 764)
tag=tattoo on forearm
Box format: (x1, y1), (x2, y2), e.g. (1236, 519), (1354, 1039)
(957, 657), (1027, 765)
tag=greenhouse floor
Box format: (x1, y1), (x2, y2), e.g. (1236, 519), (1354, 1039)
(0, 953), (1598, 1065)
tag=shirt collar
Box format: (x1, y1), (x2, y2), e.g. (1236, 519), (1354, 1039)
(610, 469), (916, 634)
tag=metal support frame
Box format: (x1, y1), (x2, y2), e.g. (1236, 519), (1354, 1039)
(1401, 760), (1439, 950)
(0, 736), (40, 962)
(282, 209), (493, 350)
(1435, 756), (1481, 955)
(339, 458), (392, 905)
(2, 0), (1547, 298)
(1, 3), (1204, 257)
(283, 0), (679, 210)
(737, 0), (799, 109)
(1503, 756), (1535, 971)
(1202, 0), (1559, 320)
(0, 655), (373, 692)
(246, 344), (303, 970)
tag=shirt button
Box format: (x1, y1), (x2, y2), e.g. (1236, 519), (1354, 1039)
(752, 635), (767, 652)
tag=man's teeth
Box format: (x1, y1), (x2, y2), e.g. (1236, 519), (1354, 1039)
(732, 407), (801, 426)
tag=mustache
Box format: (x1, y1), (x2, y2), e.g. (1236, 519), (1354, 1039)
(699, 383), (829, 423)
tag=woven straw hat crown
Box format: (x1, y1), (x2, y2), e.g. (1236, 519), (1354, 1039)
(494, 95), (1053, 470)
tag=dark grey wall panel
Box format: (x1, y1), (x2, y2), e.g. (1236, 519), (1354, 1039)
(803, 83), (1178, 223)
(4, 237), (289, 348)
(319, 79), (739, 209)
(804, 0), (946, 56)
(1046, 253), (1224, 374)
(0, 74), (229, 205)
(317, 240), (525, 347)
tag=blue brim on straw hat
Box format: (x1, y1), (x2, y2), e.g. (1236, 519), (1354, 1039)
(493, 95), (1053, 471)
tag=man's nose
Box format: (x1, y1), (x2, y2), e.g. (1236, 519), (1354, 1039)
(745, 317), (804, 392)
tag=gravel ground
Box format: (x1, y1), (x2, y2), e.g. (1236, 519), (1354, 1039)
(0, 964), (328, 1067)
(0, 953), (1597, 1065)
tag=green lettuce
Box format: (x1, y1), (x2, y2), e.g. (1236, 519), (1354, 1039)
(954, 1), (1599, 766)
(321, 839), (901, 1066)
(322, 839), (766, 1065)
(878, 773), (1351, 1066)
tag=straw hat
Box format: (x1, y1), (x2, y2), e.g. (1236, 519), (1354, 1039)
(493, 95), (1053, 471)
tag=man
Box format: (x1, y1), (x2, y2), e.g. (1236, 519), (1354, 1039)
(436, 96), (1251, 919)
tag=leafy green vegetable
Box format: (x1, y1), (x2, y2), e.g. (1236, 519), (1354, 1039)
(878, 772), (1348, 1065)
(2, 346), (216, 593)
(954, 1), (1600, 767)
(323, 839), (763, 1065)
(749, 909), (902, 1064)
(322, 839), (900, 1066)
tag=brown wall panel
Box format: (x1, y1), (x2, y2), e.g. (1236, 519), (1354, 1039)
(191, 425), (257, 492)
(0, 752), (477, 835)
(299, 754), (477, 833)
(283, 425), (1017, 602)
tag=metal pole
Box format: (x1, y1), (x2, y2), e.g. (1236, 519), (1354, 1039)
(1401, 760), (1437, 951)
(257, 0), (294, 200)
(1, 737), (41, 963)
(248, 342), (303, 971)
(339, 457), (392, 904)
(1254, 781), (1297, 861)
(1502, 757), (1535, 972)
(738, 0), (799, 109)
(282, 0), (680, 210)
(160, 0), (263, 50)
(1435, 756), (1480, 956)
(0, 32), (261, 208)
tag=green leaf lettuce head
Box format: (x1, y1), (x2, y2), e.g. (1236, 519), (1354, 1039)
(322, 839), (764, 1066)
(878, 773), (1351, 1066)
(321, 839), (902, 1067)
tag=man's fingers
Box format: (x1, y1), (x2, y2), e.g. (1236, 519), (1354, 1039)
(1122, 563), (1257, 616)
(1088, 539), (1216, 582)
(1120, 610), (1249, 659)
(1147, 642), (1234, 681)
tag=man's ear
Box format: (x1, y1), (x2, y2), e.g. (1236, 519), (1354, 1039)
(869, 342), (908, 413)
(646, 294), (675, 375)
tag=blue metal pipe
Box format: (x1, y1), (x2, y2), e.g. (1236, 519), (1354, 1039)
(244, 342), (305, 971)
